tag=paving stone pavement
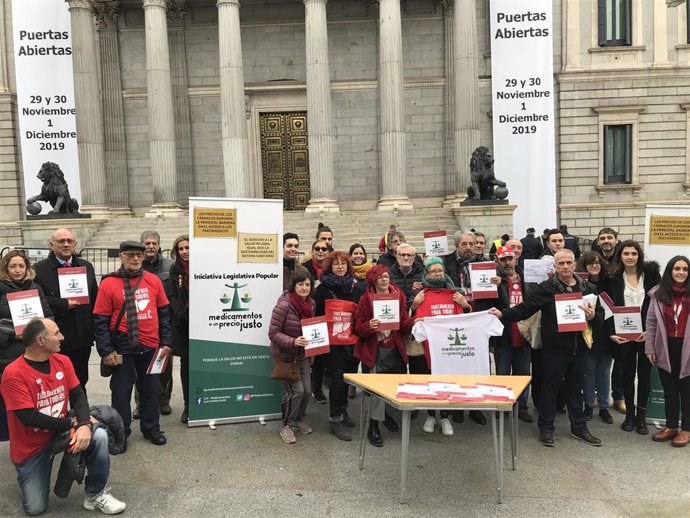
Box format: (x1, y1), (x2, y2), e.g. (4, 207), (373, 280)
(1, 360), (689, 517)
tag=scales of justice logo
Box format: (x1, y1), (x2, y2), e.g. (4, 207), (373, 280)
(311, 328), (322, 340)
(564, 304), (577, 316)
(220, 282), (252, 311)
(431, 239), (443, 253)
(68, 278), (78, 290)
(380, 304), (392, 316)
(21, 303), (33, 316)
(447, 327), (468, 347)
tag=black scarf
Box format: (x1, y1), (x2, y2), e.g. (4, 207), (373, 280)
(320, 272), (356, 294)
(110, 268), (143, 348)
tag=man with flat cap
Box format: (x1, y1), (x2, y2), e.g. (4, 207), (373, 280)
(93, 241), (172, 446)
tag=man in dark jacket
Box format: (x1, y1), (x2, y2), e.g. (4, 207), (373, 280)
(388, 243), (424, 309)
(93, 241), (172, 446)
(139, 231), (174, 416)
(444, 231), (479, 290)
(490, 249), (605, 448)
(34, 228), (98, 393)
(520, 227), (544, 260)
(559, 224), (581, 260)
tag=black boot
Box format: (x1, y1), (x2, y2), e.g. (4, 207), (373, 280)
(635, 408), (648, 435)
(621, 408), (635, 432)
(368, 420), (383, 447)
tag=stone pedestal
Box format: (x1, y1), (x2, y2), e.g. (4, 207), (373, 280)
(18, 217), (110, 248)
(451, 203), (517, 241)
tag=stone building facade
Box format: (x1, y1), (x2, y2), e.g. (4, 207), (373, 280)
(0, 0), (688, 244)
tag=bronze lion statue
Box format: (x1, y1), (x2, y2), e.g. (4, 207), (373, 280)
(466, 146), (508, 200)
(26, 162), (80, 215)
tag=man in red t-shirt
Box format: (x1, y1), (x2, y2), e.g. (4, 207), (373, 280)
(1, 318), (125, 515)
(93, 241), (172, 446)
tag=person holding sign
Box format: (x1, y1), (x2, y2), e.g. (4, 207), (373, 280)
(606, 240), (661, 435)
(489, 250), (604, 448)
(34, 228), (98, 393)
(354, 265), (414, 447)
(0, 250), (53, 442)
(575, 252), (614, 425)
(268, 270), (315, 444)
(645, 256), (690, 447)
(313, 251), (360, 442)
(409, 256), (471, 435)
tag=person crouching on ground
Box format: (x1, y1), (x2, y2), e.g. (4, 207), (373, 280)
(269, 270), (315, 444)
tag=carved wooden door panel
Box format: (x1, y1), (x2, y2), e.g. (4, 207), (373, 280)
(260, 112), (310, 211)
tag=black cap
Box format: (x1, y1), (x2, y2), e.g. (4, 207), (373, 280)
(119, 240), (145, 253)
(527, 227), (535, 233)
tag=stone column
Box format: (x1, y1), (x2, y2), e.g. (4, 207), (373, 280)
(446, 0), (480, 208)
(67, 0), (109, 215)
(217, 0), (250, 198)
(143, 0), (180, 215)
(377, 0), (412, 211)
(93, 1), (130, 215)
(304, 0), (338, 214)
(442, 0), (456, 204)
(168, 1), (194, 206)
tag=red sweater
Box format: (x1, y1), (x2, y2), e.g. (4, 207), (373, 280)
(354, 284), (413, 369)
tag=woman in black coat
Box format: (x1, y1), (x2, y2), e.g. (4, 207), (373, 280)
(0, 250), (53, 440)
(606, 240), (661, 434)
(168, 235), (190, 423)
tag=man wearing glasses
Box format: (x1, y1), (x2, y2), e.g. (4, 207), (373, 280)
(93, 241), (172, 447)
(34, 228), (99, 393)
(388, 243), (424, 310)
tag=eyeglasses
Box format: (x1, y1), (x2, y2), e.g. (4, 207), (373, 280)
(53, 239), (76, 245)
(398, 253), (414, 258)
(313, 247), (329, 252)
(122, 252), (143, 259)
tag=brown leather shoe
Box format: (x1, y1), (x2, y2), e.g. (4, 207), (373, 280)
(671, 430), (690, 447)
(652, 427), (679, 442)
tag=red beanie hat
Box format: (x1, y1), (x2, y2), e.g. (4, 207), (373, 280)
(366, 264), (389, 285)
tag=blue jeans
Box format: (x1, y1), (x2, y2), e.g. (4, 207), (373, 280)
(583, 354), (613, 409)
(494, 342), (531, 411)
(15, 427), (110, 515)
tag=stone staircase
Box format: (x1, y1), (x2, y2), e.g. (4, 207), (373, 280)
(84, 208), (462, 257)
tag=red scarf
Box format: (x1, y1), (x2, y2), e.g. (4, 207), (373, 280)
(311, 258), (324, 280)
(288, 291), (314, 320)
(664, 284), (690, 337)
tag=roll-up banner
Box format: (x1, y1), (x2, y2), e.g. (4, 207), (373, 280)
(11, 0), (81, 209)
(188, 198), (283, 426)
(490, 0), (556, 236)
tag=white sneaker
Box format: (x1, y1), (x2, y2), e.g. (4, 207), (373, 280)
(84, 488), (126, 515)
(280, 425), (297, 444)
(292, 420), (313, 435)
(440, 418), (454, 436)
(423, 416), (436, 433)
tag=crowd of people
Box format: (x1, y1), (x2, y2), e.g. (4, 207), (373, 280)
(0, 221), (688, 515)
(272, 223), (690, 453)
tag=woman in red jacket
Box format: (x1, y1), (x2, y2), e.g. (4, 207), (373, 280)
(268, 270), (315, 444)
(354, 265), (413, 447)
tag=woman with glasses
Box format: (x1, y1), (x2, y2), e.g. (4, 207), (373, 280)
(168, 235), (190, 423)
(313, 251), (360, 441)
(409, 257), (471, 436)
(354, 265), (414, 447)
(0, 250), (53, 441)
(576, 251), (614, 424)
(607, 240), (661, 434)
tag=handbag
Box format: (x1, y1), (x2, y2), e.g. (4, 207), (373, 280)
(270, 357), (300, 382)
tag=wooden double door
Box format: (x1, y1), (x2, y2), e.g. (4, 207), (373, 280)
(260, 112), (311, 211)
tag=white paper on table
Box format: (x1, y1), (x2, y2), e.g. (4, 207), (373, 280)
(524, 259), (555, 283)
(427, 382), (464, 395)
(476, 383), (516, 401)
(396, 383), (440, 399)
(456, 386), (487, 399)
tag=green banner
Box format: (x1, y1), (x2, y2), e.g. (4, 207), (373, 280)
(188, 339), (282, 423)
(646, 366), (666, 424)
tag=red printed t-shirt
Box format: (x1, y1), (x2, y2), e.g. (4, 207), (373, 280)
(507, 279), (529, 347)
(414, 289), (465, 367)
(1, 354), (79, 464)
(93, 272), (169, 348)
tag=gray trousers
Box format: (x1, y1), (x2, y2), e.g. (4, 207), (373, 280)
(283, 358), (312, 426)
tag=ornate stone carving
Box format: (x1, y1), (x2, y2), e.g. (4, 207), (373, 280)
(441, 0), (454, 17)
(167, 0), (187, 24)
(92, 1), (120, 30)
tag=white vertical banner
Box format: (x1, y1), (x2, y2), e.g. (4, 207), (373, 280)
(490, 0), (556, 236)
(12, 0), (81, 210)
